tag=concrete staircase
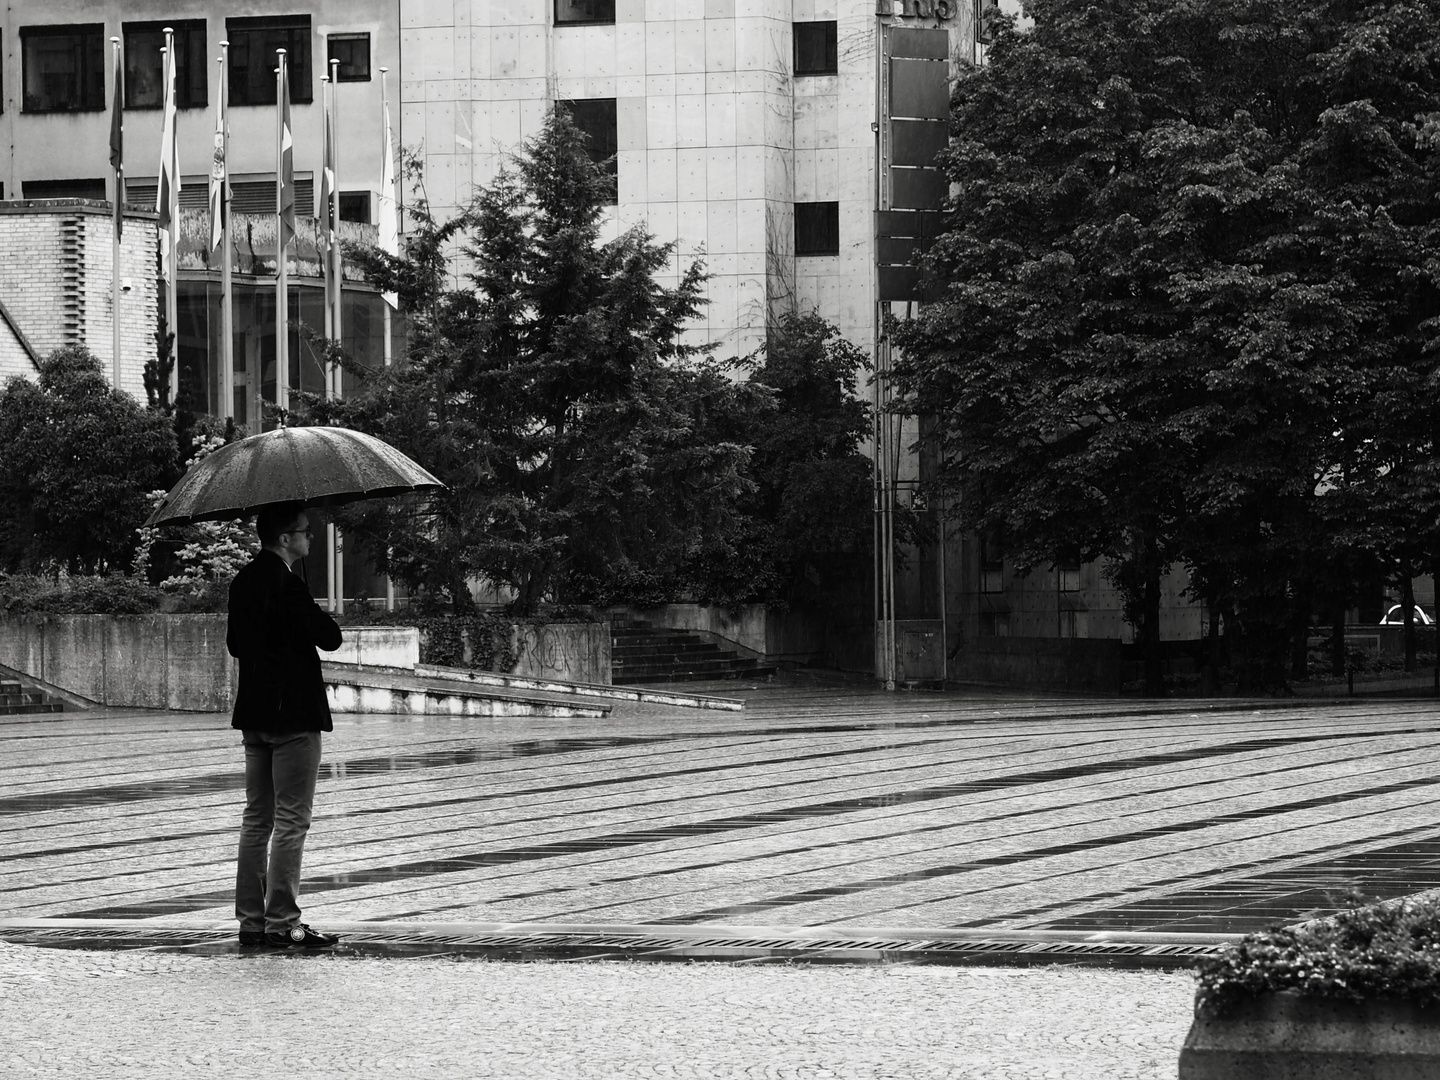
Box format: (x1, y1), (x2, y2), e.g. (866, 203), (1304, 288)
(0, 676), (66, 716)
(611, 621), (777, 685)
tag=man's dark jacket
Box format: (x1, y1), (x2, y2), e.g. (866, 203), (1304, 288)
(227, 549), (343, 733)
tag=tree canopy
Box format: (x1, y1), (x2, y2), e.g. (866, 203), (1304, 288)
(891, 0), (1440, 689)
(0, 347), (177, 575)
(313, 112), (755, 613)
(308, 113), (876, 616)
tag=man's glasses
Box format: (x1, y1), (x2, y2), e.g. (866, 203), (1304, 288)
(285, 528), (314, 539)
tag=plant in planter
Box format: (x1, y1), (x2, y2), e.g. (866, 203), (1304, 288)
(1181, 896), (1440, 1078)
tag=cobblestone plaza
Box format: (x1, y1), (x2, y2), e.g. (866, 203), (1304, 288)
(5, 683), (1440, 1076)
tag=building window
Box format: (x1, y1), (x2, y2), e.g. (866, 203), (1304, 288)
(21, 24), (105, 113)
(555, 0), (616, 25)
(795, 202), (839, 256)
(980, 534), (1004, 594)
(339, 191), (370, 224)
(227, 15), (312, 106)
(23, 178), (106, 200)
(794, 21), (838, 76)
(979, 612), (1010, 638)
(327, 33), (370, 82)
(560, 98), (617, 205)
(1056, 561), (1081, 593)
(123, 20), (207, 110)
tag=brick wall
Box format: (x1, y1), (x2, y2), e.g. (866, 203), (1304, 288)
(0, 202), (158, 401)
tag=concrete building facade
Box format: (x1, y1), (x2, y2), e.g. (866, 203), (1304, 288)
(400, 0), (976, 360)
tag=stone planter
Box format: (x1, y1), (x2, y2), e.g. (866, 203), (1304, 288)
(1179, 991), (1440, 1078)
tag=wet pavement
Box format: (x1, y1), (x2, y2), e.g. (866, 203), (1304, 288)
(5, 679), (1440, 1076)
(5, 681), (1440, 935)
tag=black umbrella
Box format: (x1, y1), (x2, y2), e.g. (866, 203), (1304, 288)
(145, 426), (444, 527)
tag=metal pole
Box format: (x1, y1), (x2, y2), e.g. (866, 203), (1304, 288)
(111, 37), (123, 391)
(275, 49), (289, 417)
(219, 46), (234, 421)
(330, 56), (343, 382)
(330, 58), (345, 616)
(380, 67), (395, 614)
(163, 31), (179, 406)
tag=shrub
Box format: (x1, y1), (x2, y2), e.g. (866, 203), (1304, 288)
(0, 573), (163, 616)
(1195, 896), (1440, 1017)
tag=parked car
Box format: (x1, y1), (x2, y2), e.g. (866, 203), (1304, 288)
(1379, 604), (1434, 626)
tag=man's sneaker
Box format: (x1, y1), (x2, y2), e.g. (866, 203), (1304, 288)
(238, 930), (268, 948)
(265, 923), (340, 949)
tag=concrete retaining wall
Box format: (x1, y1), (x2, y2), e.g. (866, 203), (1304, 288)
(0, 615), (237, 711)
(0, 616), (609, 710)
(329, 626), (420, 669)
(511, 622), (611, 685)
(951, 636), (1125, 695)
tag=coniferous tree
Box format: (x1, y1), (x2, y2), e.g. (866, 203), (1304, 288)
(314, 112), (753, 612)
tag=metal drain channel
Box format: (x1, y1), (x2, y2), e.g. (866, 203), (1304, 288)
(0, 922), (1232, 969)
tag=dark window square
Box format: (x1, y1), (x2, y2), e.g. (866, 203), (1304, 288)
(555, 0), (616, 25)
(23, 178), (106, 200)
(123, 20), (207, 110)
(226, 15), (312, 107)
(560, 98), (618, 205)
(794, 21), (837, 77)
(21, 24), (105, 113)
(339, 191), (369, 223)
(795, 201), (839, 257)
(327, 33), (370, 82)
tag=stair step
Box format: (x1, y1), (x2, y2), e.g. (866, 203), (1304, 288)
(0, 693), (44, 707)
(0, 703), (64, 715)
(612, 633), (714, 647)
(610, 621), (774, 686)
(611, 644), (727, 659)
(616, 667), (777, 685)
(613, 661), (757, 677)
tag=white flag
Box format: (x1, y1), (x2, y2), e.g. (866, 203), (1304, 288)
(208, 63), (226, 252)
(378, 94), (398, 309)
(156, 45), (179, 282)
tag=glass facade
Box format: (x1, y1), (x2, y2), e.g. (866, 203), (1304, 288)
(174, 276), (407, 609)
(175, 279), (402, 432)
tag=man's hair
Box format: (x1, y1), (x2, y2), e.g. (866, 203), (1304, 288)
(256, 501), (307, 547)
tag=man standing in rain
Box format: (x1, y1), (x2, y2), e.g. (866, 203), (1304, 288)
(227, 501), (344, 948)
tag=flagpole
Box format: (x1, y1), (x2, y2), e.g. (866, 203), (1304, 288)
(330, 59), (345, 615)
(218, 46), (233, 422)
(321, 74), (334, 346)
(320, 73), (338, 613)
(329, 57), (343, 390)
(275, 48), (289, 416)
(162, 31), (179, 406)
(110, 37), (123, 390)
(378, 66), (396, 612)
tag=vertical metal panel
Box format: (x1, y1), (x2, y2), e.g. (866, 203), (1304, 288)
(890, 119), (948, 167)
(888, 26), (950, 60)
(889, 58), (949, 119)
(890, 166), (946, 209)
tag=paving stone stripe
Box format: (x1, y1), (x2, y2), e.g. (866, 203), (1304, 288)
(7, 685), (1440, 951)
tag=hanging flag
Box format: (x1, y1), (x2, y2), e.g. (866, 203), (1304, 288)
(109, 45), (123, 239)
(209, 61), (226, 252)
(377, 90), (399, 309)
(278, 54), (295, 250)
(156, 44), (179, 282)
(318, 80), (336, 268)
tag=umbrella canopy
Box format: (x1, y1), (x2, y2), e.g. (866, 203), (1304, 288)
(145, 426), (444, 527)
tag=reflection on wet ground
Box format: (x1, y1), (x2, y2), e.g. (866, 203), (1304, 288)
(6, 683), (1440, 937)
